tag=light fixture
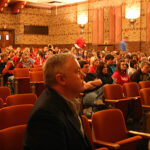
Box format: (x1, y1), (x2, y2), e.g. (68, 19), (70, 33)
(77, 13), (88, 34)
(125, 2), (140, 29)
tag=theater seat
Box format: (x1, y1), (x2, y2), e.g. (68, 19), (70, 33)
(30, 71), (45, 97)
(103, 84), (139, 120)
(0, 124), (26, 150)
(0, 87), (11, 104)
(0, 104), (32, 130)
(139, 81), (150, 89)
(6, 93), (37, 106)
(13, 68), (30, 94)
(123, 82), (140, 98)
(81, 115), (108, 150)
(0, 98), (4, 108)
(92, 109), (149, 150)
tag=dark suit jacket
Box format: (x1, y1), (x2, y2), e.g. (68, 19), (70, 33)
(23, 88), (92, 150)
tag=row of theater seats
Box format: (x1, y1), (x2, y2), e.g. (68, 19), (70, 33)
(13, 67), (45, 96)
(0, 67), (45, 96)
(102, 81), (150, 133)
(82, 109), (150, 150)
(0, 104), (33, 150)
(0, 79), (38, 150)
(0, 86), (37, 108)
(81, 81), (150, 134)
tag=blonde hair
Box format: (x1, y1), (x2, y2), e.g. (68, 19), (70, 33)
(90, 56), (98, 66)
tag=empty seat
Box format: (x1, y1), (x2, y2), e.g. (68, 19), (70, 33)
(0, 104), (32, 129)
(6, 93), (37, 106)
(81, 115), (108, 150)
(0, 124), (26, 150)
(0, 87), (11, 104)
(0, 98), (3, 108)
(139, 81), (150, 89)
(30, 71), (45, 97)
(14, 68), (30, 94)
(103, 84), (137, 120)
(13, 68), (29, 78)
(92, 109), (148, 150)
(123, 82), (140, 98)
(140, 88), (150, 105)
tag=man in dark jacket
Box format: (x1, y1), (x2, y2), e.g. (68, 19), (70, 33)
(130, 61), (150, 83)
(23, 53), (92, 150)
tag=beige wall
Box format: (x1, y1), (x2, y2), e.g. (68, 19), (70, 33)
(0, 0), (150, 55)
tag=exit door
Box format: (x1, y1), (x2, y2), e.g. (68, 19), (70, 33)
(0, 30), (14, 48)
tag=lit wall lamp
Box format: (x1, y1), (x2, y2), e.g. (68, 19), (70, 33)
(77, 13), (88, 34)
(125, 3), (140, 29)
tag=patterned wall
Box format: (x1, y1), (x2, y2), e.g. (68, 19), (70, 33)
(0, 0), (150, 55)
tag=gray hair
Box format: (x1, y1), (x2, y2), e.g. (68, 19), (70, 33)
(43, 53), (76, 87)
(140, 61), (150, 68)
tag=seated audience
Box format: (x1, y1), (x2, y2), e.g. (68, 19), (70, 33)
(16, 54), (33, 68)
(34, 51), (46, 65)
(112, 59), (130, 86)
(79, 61), (105, 115)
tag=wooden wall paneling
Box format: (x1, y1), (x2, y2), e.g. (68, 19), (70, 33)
(115, 6), (122, 44)
(98, 8), (104, 44)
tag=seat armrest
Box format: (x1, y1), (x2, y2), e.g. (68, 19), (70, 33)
(142, 105), (150, 110)
(94, 139), (120, 149)
(126, 96), (141, 99)
(128, 130), (150, 139)
(105, 99), (119, 103)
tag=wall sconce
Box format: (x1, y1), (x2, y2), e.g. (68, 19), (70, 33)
(77, 13), (88, 33)
(125, 2), (140, 29)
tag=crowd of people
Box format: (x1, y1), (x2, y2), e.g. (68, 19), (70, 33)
(0, 44), (150, 150)
(0, 45), (150, 109)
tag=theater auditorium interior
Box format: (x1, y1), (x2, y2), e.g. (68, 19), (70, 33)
(0, 0), (150, 150)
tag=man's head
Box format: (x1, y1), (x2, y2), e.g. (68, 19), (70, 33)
(43, 53), (85, 99)
(79, 60), (89, 74)
(140, 61), (150, 74)
(130, 60), (138, 69)
(105, 54), (114, 65)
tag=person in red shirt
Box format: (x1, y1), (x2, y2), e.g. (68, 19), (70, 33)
(75, 34), (86, 49)
(112, 59), (130, 86)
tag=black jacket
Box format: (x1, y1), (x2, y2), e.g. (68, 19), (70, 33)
(23, 88), (92, 150)
(130, 69), (150, 83)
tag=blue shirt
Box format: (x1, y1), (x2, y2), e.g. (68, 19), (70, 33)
(119, 40), (127, 51)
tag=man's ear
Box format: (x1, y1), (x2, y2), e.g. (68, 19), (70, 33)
(55, 73), (66, 85)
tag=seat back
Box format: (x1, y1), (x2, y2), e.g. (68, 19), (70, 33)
(30, 67), (43, 72)
(14, 68), (29, 78)
(103, 84), (123, 99)
(0, 87), (11, 103)
(139, 81), (150, 89)
(123, 82), (140, 97)
(6, 93), (37, 106)
(92, 109), (128, 143)
(30, 71), (44, 82)
(140, 88), (150, 105)
(81, 115), (94, 150)
(0, 104), (32, 129)
(0, 124), (26, 150)
(0, 98), (3, 108)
